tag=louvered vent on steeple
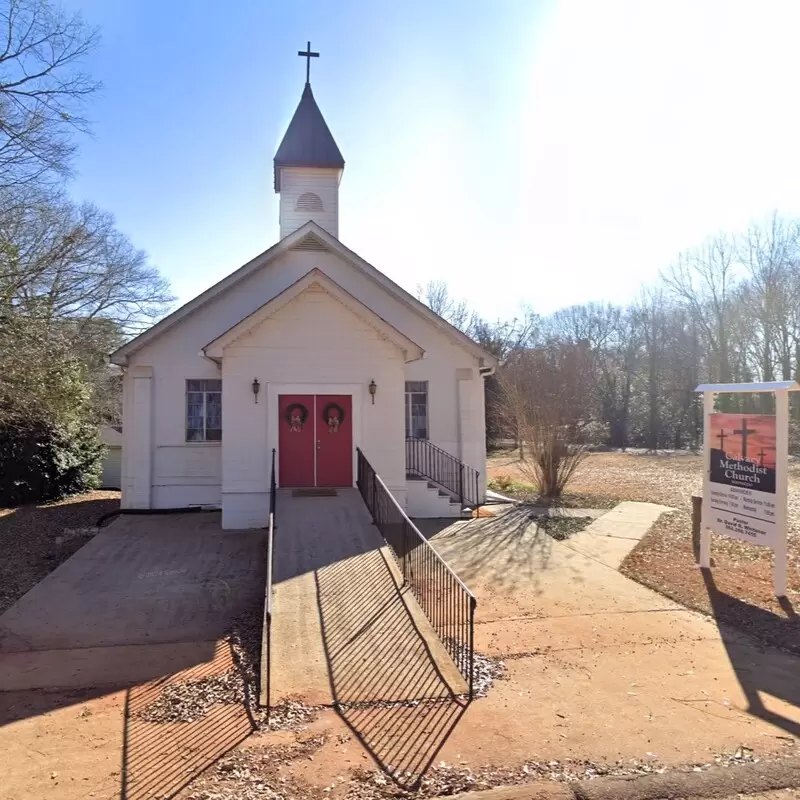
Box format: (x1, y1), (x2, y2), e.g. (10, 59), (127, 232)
(296, 192), (324, 212)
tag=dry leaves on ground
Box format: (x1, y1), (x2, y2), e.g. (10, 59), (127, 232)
(182, 742), (795, 800)
(0, 490), (120, 614)
(136, 605), (320, 731)
(622, 512), (800, 654)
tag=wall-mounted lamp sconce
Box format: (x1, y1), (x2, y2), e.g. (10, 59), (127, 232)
(368, 379), (377, 405)
(252, 377), (260, 404)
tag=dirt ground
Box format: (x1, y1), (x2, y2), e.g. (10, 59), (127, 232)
(4, 497), (799, 800)
(488, 450), (800, 653)
(0, 490), (120, 615)
(2, 465), (800, 799)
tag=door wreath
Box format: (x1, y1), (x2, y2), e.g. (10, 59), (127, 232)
(322, 402), (345, 433)
(284, 402), (309, 432)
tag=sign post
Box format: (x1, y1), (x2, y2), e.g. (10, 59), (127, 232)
(697, 381), (795, 598)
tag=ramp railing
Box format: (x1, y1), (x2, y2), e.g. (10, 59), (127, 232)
(260, 448), (277, 711)
(405, 436), (481, 511)
(356, 447), (476, 697)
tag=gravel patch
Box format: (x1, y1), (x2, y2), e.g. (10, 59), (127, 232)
(182, 736), (330, 800)
(344, 746), (796, 798)
(137, 668), (245, 724)
(178, 735), (796, 800)
(136, 605), (320, 731)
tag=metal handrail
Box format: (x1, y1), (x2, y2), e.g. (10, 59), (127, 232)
(357, 447), (476, 697)
(261, 448), (277, 712)
(405, 436), (481, 510)
(373, 466), (475, 598)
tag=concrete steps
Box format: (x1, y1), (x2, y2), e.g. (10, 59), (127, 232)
(405, 475), (468, 518)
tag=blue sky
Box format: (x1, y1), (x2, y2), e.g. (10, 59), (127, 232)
(64, 0), (800, 321)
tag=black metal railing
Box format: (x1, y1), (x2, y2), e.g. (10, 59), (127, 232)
(405, 437), (481, 511)
(357, 447), (476, 697)
(260, 448), (277, 712)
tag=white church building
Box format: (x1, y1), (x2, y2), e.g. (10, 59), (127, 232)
(111, 65), (497, 529)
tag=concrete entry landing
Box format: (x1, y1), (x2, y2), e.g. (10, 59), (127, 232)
(270, 488), (467, 706)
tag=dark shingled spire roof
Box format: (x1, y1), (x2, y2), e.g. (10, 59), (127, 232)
(274, 83), (344, 191)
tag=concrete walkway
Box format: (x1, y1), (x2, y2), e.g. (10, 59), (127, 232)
(0, 512), (265, 690)
(564, 500), (675, 568)
(270, 489), (467, 706)
(414, 502), (800, 767)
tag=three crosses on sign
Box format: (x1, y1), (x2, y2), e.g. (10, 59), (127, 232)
(717, 418), (766, 465)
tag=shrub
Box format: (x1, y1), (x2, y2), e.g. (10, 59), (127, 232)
(0, 419), (103, 506)
(498, 342), (592, 499)
(0, 315), (105, 506)
(489, 474), (515, 492)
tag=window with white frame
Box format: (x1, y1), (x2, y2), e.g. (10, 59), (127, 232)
(186, 379), (222, 441)
(405, 381), (428, 439)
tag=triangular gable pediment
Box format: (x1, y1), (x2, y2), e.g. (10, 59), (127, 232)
(202, 268), (424, 363)
(110, 221), (497, 368)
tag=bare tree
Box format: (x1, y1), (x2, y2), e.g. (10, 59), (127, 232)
(663, 233), (739, 384)
(0, 0), (99, 188)
(0, 188), (174, 334)
(416, 279), (473, 333)
(497, 343), (592, 498)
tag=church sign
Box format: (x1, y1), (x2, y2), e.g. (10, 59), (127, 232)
(707, 413), (777, 546)
(697, 382), (794, 598)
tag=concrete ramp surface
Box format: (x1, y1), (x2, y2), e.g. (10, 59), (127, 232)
(0, 513), (265, 690)
(270, 489), (467, 706)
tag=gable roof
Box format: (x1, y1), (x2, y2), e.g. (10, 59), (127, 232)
(110, 221), (497, 368)
(203, 268), (423, 363)
(274, 83), (345, 191)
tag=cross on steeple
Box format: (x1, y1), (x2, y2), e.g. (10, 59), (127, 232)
(717, 429), (728, 452)
(298, 41), (319, 85)
(733, 417), (757, 460)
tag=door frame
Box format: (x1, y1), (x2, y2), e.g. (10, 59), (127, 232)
(268, 382), (362, 488)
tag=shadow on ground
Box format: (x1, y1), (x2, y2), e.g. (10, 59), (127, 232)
(415, 508), (555, 593)
(315, 547), (468, 789)
(703, 569), (800, 740)
(120, 635), (259, 800)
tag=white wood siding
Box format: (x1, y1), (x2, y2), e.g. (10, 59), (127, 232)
(221, 284), (405, 528)
(279, 168), (339, 238)
(122, 244), (488, 515)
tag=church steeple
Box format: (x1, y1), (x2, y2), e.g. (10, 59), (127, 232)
(274, 43), (344, 239)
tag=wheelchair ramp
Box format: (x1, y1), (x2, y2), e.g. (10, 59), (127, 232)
(270, 489), (467, 706)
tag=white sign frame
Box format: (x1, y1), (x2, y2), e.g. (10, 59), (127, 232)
(697, 381), (795, 598)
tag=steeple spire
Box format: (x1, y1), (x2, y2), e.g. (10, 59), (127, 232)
(273, 47), (344, 192)
(273, 44), (345, 238)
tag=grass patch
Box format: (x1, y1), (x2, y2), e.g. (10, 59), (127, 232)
(488, 475), (616, 510)
(537, 516), (594, 541)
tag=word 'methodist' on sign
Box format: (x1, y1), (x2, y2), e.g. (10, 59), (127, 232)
(707, 413), (777, 546)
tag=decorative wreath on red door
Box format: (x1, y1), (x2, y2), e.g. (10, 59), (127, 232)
(322, 402), (345, 433)
(284, 403), (309, 432)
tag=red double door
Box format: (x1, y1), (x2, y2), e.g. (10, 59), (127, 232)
(278, 394), (353, 488)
